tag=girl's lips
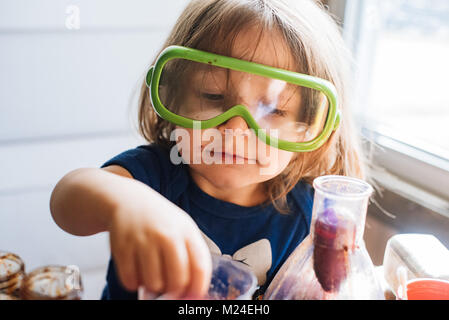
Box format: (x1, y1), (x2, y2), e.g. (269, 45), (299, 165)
(212, 151), (252, 162)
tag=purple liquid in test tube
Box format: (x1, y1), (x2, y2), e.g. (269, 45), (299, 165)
(313, 203), (352, 292)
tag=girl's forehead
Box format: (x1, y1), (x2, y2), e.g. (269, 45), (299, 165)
(229, 25), (295, 71)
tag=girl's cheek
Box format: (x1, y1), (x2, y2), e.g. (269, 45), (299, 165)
(275, 149), (294, 173)
(258, 146), (293, 177)
(264, 145), (292, 164)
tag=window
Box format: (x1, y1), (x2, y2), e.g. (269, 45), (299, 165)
(343, 0), (449, 212)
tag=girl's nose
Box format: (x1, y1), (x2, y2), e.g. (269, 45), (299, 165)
(217, 116), (249, 134)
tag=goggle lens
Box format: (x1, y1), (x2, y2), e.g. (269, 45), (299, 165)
(158, 58), (329, 143)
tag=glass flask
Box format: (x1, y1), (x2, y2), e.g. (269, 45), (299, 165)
(264, 175), (384, 300)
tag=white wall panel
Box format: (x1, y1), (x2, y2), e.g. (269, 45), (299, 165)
(0, 32), (164, 141)
(0, 0), (191, 141)
(0, 133), (145, 193)
(0, 0), (189, 31)
(0, 0), (190, 298)
(0, 188), (110, 272)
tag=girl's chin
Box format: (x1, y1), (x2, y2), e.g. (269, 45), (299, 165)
(190, 162), (261, 174)
(192, 165), (273, 187)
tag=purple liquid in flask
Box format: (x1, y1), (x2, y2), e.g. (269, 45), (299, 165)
(313, 205), (356, 292)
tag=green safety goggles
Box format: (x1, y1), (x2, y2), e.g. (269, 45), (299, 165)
(145, 45), (341, 152)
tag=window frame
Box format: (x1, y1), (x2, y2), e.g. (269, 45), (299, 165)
(333, 0), (449, 216)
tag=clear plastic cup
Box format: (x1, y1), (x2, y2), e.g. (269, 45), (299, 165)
(207, 254), (258, 300)
(139, 254), (258, 300)
(311, 175), (374, 247)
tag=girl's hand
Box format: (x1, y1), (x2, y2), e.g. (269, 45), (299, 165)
(107, 191), (212, 299)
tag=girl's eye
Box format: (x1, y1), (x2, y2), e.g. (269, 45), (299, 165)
(269, 108), (288, 117)
(201, 93), (224, 101)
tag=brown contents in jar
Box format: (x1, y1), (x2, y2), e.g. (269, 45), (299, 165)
(20, 265), (83, 300)
(0, 252), (25, 298)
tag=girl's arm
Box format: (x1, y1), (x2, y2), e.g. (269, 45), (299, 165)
(49, 166), (212, 297)
(50, 166), (134, 236)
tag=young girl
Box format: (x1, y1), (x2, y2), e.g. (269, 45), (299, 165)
(50, 0), (365, 300)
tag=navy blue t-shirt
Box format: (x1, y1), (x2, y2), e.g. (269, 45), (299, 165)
(99, 144), (314, 299)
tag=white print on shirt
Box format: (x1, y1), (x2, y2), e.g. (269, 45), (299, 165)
(200, 231), (272, 285)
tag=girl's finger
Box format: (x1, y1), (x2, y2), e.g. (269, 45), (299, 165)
(185, 235), (212, 298)
(160, 236), (190, 297)
(138, 242), (164, 294)
(112, 245), (139, 292)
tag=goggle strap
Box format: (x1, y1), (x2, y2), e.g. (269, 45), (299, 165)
(334, 110), (341, 131)
(146, 66), (154, 88)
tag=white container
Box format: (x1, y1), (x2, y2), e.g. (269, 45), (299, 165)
(383, 233), (449, 298)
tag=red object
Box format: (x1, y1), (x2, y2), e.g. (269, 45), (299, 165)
(406, 279), (449, 300)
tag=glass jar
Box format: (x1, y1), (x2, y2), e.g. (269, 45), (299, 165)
(21, 265), (83, 300)
(264, 175), (385, 300)
(0, 251), (25, 298)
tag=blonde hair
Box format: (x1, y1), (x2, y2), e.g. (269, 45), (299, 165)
(137, 0), (367, 213)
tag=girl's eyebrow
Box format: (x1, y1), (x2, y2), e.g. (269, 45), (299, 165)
(194, 62), (226, 72)
(192, 66), (227, 79)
